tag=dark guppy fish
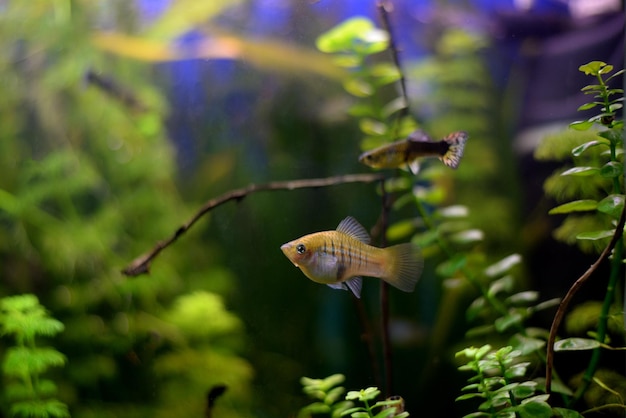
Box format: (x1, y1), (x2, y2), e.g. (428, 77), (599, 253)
(358, 130), (468, 173)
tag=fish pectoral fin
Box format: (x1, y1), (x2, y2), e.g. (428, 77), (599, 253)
(408, 161), (420, 174)
(327, 283), (346, 291)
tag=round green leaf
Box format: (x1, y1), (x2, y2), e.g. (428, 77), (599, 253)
(548, 200), (597, 215)
(599, 161), (622, 178)
(578, 61), (607, 76)
(554, 337), (601, 351)
(597, 194), (624, 218)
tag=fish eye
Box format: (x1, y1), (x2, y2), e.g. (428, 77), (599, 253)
(296, 244), (306, 254)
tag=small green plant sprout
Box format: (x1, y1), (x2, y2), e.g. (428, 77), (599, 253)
(343, 387), (408, 418)
(298, 374), (354, 418)
(455, 345), (584, 418)
(570, 61), (624, 131)
(0, 294), (69, 418)
(536, 61), (624, 253)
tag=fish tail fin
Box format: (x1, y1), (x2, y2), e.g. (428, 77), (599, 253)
(441, 131), (468, 169)
(382, 243), (423, 292)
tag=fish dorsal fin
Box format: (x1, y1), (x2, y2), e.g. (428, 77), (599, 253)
(336, 216), (371, 244)
(407, 130), (431, 143)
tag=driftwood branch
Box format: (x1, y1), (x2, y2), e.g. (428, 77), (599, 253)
(545, 205), (626, 395)
(122, 173), (385, 276)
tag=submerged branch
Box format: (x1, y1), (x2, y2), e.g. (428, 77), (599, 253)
(122, 173), (385, 276)
(545, 204), (626, 396)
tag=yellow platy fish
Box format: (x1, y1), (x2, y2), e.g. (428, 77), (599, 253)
(358, 130), (468, 174)
(280, 217), (423, 298)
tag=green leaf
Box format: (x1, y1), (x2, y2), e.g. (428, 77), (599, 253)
(511, 382), (536, 399)
(552, 407), (585, 418)
(548, 200), (597, 215)
(495, 312), (523, 332)
(579, 61), (607, 76)
(598, 64), (614, 74)
(343, 78), (374, 97)
(370, 63), (401, 85)
(449, 229), (484, 245)
(332, 54), (362, 68)
(560, 166), (599, 176)
(509, 333), (545, 355)
(381, 96), (408, 118)
(571, 140), (609, 156)
(576, 230), (614, 240)
(505, 291), (539, 305)
(484, 254), (522, 278)
(316, 17), (376, 53)
(569, 120), (594, 131)
(597, 194), (624, 218)
(515, 399), (552, 418)
(488, 275), (515, 297)
(554, 337), (601, 351)
(600, 161), (622, 178)
(436, 254), (467, 277)
(577, 102), (599, 111)
(359, 118), (387, 136)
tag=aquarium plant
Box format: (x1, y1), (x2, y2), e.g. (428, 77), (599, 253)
(0, 294), (69, 418)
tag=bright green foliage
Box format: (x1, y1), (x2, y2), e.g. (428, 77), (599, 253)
(0, 294), (69, 418)
(299, 375), (408, 418)
(0, 2), (254, 416)
(535, 61), (624, 253)
(456, 345), (581, 418)
(298, 374), (354, 418)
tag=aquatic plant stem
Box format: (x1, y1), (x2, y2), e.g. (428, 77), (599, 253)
(379, 178), (393, 398)
(545, 204), (626, 397)
(377, 0), (409, 122)
(571, 237), (623, 405)
(122, 173), (385, 276)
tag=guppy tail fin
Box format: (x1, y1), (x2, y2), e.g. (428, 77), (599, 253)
(382, 243), (423, 292)
(440, 131), (468, 169)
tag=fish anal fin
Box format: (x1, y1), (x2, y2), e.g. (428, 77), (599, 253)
(441, 131), (468, 169)
(327, 283), (346, 291)
(408, 160), (420, 174)
(344, 277), (362, 298)
(336, 217), (371, 244)
(382, 243), (423, 292)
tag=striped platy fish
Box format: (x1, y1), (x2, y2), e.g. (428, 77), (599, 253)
(280, 217), (423, 298)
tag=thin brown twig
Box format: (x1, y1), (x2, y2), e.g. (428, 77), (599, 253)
(122, 173), (385, 276)
(377, 0), (410, 122)
(545, 204), (626, 396)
